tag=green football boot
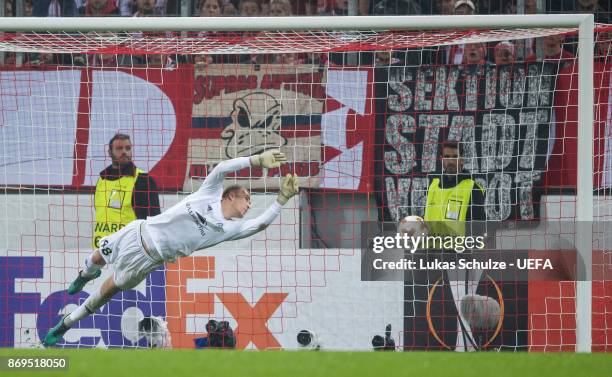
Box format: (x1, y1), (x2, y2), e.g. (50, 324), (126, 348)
(43, 315), (70, 347)
(67, 269), (101, 295)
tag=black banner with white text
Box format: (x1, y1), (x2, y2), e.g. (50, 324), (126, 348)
(374, 63), (557, 222)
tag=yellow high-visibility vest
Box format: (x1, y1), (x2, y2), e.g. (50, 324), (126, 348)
(424, 178), (475, 237)
(93, 168), (143, 248)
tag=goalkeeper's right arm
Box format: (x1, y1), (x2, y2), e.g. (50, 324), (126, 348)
(198, 157), (251, 194)
(199, 150), (287, 194)
(249, 149), (287, 169)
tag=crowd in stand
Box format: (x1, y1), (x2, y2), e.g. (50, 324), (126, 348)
(0, 0), (609, 67)
(0, 0), (608, 22)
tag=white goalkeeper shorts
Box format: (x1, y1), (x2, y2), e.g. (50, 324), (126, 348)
(98, 220), (164, 290)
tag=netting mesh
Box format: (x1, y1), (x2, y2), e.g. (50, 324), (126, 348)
(0, 22), (611, 352)
(0, 27), (594, 54)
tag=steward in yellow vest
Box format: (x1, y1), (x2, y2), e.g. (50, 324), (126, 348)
(424, 141), (485, 236)
(421, 141), (490, 352)
(93, 134), (161, 248)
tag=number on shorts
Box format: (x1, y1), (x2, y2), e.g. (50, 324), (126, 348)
(100, 239), (112, 256)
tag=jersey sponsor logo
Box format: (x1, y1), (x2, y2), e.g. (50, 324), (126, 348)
(186, 202), (208, 237)
(195, 212), (208, 227)
(195, 211), (225, 233)
(196, 213), (223, 232)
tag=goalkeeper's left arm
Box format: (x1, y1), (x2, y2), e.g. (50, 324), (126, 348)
(231, 173), (299, 240)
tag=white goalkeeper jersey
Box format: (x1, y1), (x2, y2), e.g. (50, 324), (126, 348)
(145, 157), (282, 262)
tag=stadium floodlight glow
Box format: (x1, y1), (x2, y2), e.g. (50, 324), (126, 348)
(0, 14), (595, 352)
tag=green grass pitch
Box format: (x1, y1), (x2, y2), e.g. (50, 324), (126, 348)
(0, 349), (611, 377)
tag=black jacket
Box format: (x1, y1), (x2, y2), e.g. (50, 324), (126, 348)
(98, 163), (161, 219)
(33, 0), (77, 16)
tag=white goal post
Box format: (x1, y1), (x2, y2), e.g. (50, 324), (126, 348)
(0, 14), (595, 352)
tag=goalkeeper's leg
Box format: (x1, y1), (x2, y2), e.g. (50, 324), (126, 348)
(43, 276), (120, 346)
(45, 220), (163, 346)
(67, 249), (106, 295)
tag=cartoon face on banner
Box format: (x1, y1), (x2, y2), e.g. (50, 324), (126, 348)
(189, 65), (375, 192)
(220, 92), (287, 158)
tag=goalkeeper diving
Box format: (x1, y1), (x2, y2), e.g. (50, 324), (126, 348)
(43, 150), (298, 346)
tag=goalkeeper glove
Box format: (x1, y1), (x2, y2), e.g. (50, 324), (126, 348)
(250, 149), (287, 169)
(277, 173), (299, 205)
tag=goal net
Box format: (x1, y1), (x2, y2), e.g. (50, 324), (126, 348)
(0, 15), (609, 352)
